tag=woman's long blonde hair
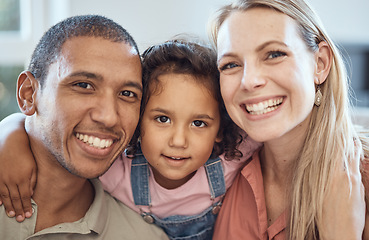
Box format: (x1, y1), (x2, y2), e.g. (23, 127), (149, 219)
(210, 0), (369, 239)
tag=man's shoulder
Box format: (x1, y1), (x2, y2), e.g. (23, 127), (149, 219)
(0, 203), (37, 239)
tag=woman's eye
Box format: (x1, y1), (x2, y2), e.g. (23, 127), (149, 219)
(267, 51), (286, 59)
(155, 116), (170, 123)
(192, 120), (206, 127)
(76, 82), (93, 89)
(121, 90), (136, 98)
(219, 62), (239, 71)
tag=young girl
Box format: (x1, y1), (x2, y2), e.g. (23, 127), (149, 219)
(0, 39), (260, 240)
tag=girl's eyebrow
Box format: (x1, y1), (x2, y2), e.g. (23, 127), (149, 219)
(193, 114), (215, 120)
(150, 108), (215, 120)
(150, 108), (171, 115)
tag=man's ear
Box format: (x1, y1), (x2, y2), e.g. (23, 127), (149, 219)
(17, 71), (39, 116)
(314, 41), (332, 85)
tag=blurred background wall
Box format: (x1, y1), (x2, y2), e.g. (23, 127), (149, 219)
(1, 0), (369, 121)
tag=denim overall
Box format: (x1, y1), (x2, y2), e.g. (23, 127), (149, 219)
(131, 151), (226, 240)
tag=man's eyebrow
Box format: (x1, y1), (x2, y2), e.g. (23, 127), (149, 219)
(67, 71), (142, 91)
(68, 71), (103, 80)
(124, 81), (143, 92)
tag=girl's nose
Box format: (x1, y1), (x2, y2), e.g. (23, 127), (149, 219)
(168, 126), (188, 148)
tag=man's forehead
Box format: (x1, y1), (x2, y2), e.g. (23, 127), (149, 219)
(43, 37), (142, 86)
(60, 36), (139, 57)
(57, 37), (141, 71)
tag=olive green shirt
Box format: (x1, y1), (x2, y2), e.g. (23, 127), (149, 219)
(0, 179), (168, 240)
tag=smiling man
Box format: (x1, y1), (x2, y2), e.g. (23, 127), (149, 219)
(0, 15), (168, 239)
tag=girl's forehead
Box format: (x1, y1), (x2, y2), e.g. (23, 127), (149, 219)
(151, 73), (217, 96)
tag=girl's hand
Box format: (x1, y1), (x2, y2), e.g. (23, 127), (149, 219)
(320, 144), (365, 240)
(0, 113), (37, 222)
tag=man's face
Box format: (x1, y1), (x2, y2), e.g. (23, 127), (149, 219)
(33, 37), (142, 178)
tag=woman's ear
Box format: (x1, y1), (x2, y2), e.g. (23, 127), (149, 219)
(314, 41), (332, 85)
(17, 71), (39, 116)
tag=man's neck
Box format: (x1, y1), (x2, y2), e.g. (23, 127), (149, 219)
(32, 170), (94, 232)
(30, 144), (95, 232)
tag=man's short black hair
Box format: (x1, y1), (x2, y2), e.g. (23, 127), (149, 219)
(28, 15), (139, 85)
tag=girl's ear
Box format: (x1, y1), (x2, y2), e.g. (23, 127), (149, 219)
(215, 132), (223, 143)
(17, 71), (39, 116)
(314, 41), (332, 85)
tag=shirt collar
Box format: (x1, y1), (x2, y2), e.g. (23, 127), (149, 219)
(82, 178), (108, 234)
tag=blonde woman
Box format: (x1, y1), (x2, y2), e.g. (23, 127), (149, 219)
(210, 0), (369, 239)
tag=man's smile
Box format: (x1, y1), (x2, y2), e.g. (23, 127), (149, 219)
(76, 132), (114, 149)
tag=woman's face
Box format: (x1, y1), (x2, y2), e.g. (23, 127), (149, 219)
(217, 7), (317, 143)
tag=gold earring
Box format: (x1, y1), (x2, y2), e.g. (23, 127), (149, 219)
(314, 84), (322, 107)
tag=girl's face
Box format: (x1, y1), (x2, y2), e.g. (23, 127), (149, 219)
(217, 7), (318, 143)
(140, 73), (221, 189)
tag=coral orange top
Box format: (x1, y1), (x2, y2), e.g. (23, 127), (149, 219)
(213, 151), (287, 240)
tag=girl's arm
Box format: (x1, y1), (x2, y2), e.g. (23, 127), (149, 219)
(0, 113), (36, 222)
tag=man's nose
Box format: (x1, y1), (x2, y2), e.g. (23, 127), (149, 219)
(90, 94), (119, 128)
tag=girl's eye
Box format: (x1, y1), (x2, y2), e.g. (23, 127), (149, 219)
(155, 116), (170, 123)
(76, 82), (93, 89)
(219, 62), (239, 71)
(192, 120), (206, 128)
(120, 90), (136, 98)
(267, 51), (286, 59)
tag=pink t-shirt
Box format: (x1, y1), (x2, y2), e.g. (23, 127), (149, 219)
(99, 136), (260, 219)
(213, 150), (286, 240)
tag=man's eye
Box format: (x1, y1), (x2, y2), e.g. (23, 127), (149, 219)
(121, 90), (136, 98)
(192, 120), (206, 127)
(76, 82), (93, 89)
(155, 116), (170, 123)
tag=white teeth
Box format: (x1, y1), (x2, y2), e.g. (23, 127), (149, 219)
(100, 139), (106, 149)
(93, 137), (100, 147)
(168, 156), (185, 160)
(75, 133), (113, 149)
(246, 97), (283, 115)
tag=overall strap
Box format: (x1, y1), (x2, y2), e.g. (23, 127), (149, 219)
(204, 156), (226, 199)
(131, 151), (151, 206)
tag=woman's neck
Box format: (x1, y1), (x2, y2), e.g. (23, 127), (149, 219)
(259, 128), (308, 226)
(259, 121), (309, 185)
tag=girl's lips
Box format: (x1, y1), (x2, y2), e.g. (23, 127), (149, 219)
(161, 154), (191, 168)
(162, 154), (190, 161)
